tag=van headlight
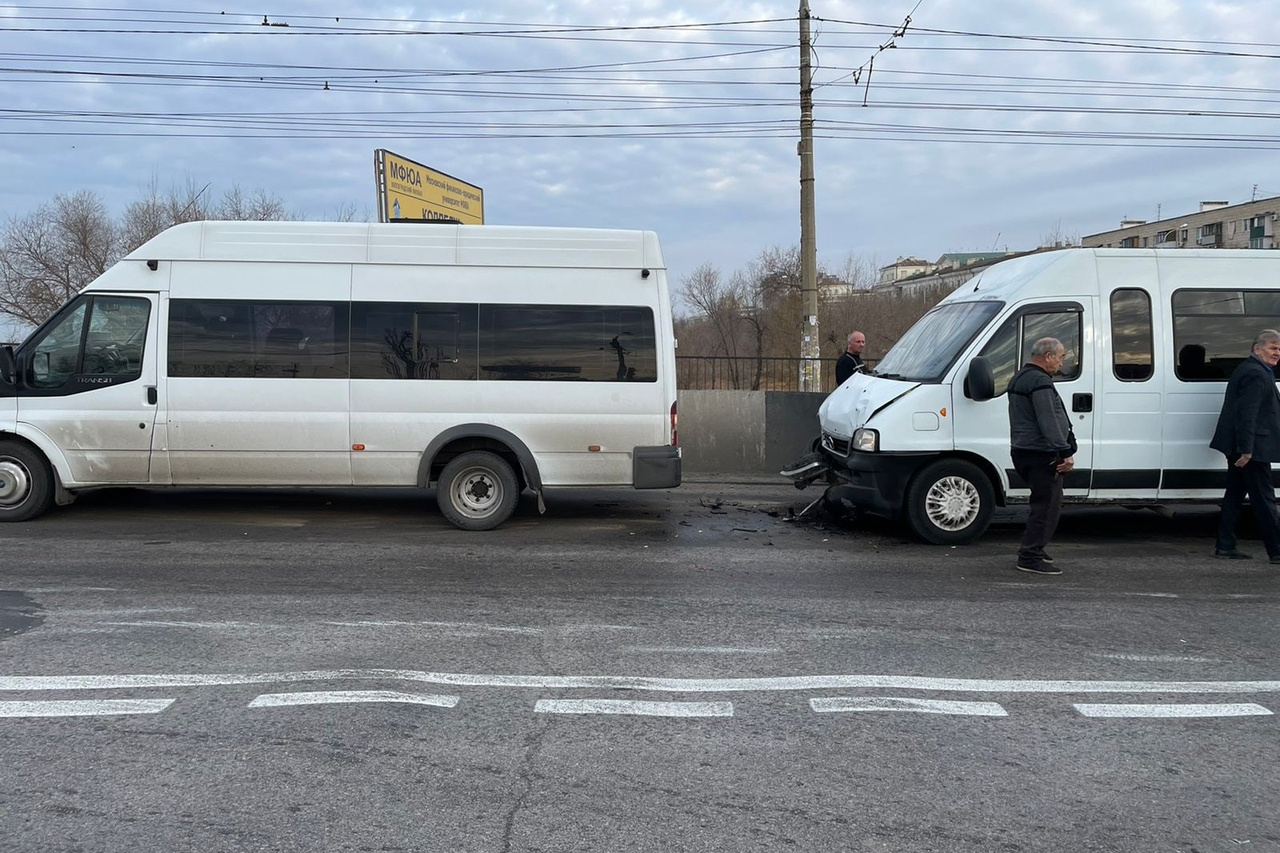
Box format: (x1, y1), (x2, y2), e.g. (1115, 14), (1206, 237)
(852, 428), (879, 452)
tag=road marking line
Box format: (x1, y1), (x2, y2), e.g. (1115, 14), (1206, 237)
(624, 646), (780, 655)
(535, 699), (734, 717)
(1074, 703), (1273, 718)
(0, 699), (175, 718)
(811, 697), (1008, 716)
(4, 671), (1280, 695)
(248, 691), (459, 708)
(325, 621), (543, 635)
(1096, 654), (1222, 663)
(104, 621), (259, 629)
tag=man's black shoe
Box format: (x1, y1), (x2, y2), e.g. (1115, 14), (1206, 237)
(1270, 555), (1280, 565)
(1016, 559), (1062, 576)
(1214, 549), (1253, 560)
(1039, 552), (1055, 565)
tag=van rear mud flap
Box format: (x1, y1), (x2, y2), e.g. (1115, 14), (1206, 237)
(780, 451), (832, 490)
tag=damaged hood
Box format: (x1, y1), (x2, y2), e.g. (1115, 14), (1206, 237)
(819, 372), (921, 437)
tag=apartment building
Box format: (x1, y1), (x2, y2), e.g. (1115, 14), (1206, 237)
(1083, 196), (1279, 250)
(872, 251), (1014, 297)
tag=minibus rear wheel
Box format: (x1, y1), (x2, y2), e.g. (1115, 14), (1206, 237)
(0, 441), (55, 522)
(437, 451), (520, 531)
(903, 458), (994, 545)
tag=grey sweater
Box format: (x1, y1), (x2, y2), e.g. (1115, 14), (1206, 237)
(1007, 364), (1073, 455)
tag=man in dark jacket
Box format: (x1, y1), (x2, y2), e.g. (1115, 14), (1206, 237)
(835, 331), (866, 385)
(1209, 329), (1280, 562)
(1007, 337), (1075, 575)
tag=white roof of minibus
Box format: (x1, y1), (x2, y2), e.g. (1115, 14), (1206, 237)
(123, 221), (666, 270)
(940, 246), (1277, 305)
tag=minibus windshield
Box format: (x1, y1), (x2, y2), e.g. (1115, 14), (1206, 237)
(873, 300), (1003, 382)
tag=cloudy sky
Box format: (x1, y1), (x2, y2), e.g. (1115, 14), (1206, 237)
(2, 1), (1278, 312)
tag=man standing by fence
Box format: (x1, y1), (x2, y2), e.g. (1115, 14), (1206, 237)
(835, 331), (866, 385)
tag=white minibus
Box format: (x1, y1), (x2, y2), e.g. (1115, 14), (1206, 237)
(786, 248), (1280, 544)
(0, 221), (681, 529)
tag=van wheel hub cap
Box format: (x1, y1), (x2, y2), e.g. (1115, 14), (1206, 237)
(453, 467), (502, 517)
(926, 476), (980, 531)
(0, 460), (30, 506)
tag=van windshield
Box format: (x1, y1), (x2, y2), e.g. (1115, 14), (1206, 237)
(873, 300), (1004, 382)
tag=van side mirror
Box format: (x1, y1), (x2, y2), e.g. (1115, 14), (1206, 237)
(0, 346), (15, 386)
(966, 356), (996, 401)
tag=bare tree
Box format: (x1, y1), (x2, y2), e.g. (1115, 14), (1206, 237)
(119, 176), (214, 253)
(1, 179), (299, 330)
(324, 201), (370, 223)
(215, 184), (289, 221)
(0, 191), (118, 327)
(119, 177), (289, 253)
(679, 262), (747, 387)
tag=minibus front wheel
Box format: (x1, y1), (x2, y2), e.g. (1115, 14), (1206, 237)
(437, 450), (520, 531)
(0, 440), (55, 522)
(903, 458), (994, 545)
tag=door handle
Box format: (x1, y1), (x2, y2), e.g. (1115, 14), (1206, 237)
(146, 386), (157, 405)
(1072, 392), (1092, 413)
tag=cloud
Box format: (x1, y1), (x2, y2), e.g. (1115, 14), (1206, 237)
(0, 0), (1278, 289)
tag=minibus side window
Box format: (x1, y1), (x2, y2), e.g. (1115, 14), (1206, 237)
(30, 301), (88, 388)
(29, 296), (150, 390)
(1172, 289), (1280, 381)
(479, 305), (657, 382)
(349, 302), (478, 380)
(977, 308), (1082, 395)
(169, 299), (347, 379)
(1110, 289), (1153, 382)
(252, 303), (348, 379)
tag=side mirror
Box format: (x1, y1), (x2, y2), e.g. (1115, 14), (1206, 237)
(0, 345), (14, 386)
(966, 356), (996, 401)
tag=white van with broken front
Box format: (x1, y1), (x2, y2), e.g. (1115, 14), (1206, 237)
(0, 221), (680, 528)
(787, 248), (1280, 544)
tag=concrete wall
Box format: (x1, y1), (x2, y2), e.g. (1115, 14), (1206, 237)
(678, 390), (825, 474)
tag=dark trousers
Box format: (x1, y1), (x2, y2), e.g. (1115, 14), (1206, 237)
(1012, 450), (1063, 562)
(1215, 456), (1280, 557)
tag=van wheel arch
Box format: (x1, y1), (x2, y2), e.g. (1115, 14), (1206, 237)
(903, 457), (997, 545)
(419, 425), (541, 493)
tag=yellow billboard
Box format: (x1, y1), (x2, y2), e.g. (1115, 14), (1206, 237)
(375, 149), (484, 225)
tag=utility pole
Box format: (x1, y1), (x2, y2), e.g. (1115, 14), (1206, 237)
(798, 0), (820, 392)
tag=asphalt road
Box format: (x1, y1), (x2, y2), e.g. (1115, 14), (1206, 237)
(2, 479), (1278, 853)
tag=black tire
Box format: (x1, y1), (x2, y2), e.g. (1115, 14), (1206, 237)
(0, 440), (55, 522)
(436, 451), (520, 531)
(903, 459), (994, 545)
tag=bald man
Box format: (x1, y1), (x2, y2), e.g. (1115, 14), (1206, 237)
(836, 331), (866, 385)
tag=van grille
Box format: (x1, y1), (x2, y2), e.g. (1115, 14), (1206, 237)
(822, 432), (851, 457)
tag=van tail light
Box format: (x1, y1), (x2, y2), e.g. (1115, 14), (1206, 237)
(670, 401), (679, 447)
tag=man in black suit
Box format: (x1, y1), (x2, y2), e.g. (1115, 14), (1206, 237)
(1210, 329), (1280, 562)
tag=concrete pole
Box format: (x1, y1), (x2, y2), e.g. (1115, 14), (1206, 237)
(798, 0), (821, 391)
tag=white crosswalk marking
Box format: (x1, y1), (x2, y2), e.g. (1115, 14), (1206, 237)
(248, 690), (459, 708)
(1074, 703), (1273, 718)
(811, 697), (1008, 716)
(535, 699), (734, 717)
(0, 699), (175, 718)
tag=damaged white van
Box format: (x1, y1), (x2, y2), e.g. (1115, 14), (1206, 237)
(0, 221), (681, 529)
(786, 248), (1280, 544)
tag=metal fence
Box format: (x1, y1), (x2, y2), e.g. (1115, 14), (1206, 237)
(676, 355), (876, 392)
